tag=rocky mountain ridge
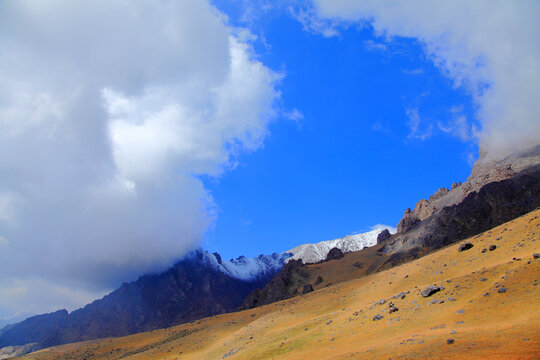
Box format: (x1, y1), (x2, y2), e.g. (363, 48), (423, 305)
(0, 249), (284, 352)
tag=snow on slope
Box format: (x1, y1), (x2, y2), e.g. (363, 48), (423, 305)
(190, 225), (395, 280)
(193, 249), (291, 281)
(285, 226), (395, 264)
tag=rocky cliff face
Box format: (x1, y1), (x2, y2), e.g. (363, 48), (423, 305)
(381, 167), (540, 255)
(239, 259), (310, 310)
(0, 249), (283, 351)
(396, 145), (540, 234)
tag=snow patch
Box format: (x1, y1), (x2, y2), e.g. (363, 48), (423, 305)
(285, 227), (395, 264)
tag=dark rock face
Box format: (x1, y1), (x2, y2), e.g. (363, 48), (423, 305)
(239, 260), (309, 310)
(377, 229), (391, 243)
(0, 252), (277, 350)
(381, 167), (540, 255)
(458, 242), (474, 252)
(326, 247), (344, 261)
(302, 284), (314, 294)
(421, 285), (443, 297)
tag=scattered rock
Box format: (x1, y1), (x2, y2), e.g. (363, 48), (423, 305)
(513, 257), (521, 261)
(480, 278), (487, 282)
(533, 253), (540, 259)
(373, 314), (384, 321)
(450, 330), (456, 334)
(447, 339), (455, 345)
(379, 299), (386, 305)
(456, 309), (465, 314)
(498, 287), (507, 293)
(458, 242), (474, 252)
(489, 245), (497, 251)
(326, 320), (332, 325)
(389, 305), (399, 313)
(314, 276), (323, 285)
(483, 292), (490, 297)
(481, 248), (487, 253)
(421, 285), (443, 297)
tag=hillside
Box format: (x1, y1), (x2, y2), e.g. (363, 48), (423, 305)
(20, 209), (540, 359)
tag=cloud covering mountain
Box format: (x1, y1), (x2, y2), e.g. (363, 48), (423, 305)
(0, 0), (280, 319)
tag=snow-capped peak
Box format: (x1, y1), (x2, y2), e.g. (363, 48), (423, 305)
(190, 248), (291, 281)
(284, 226), (395, 264)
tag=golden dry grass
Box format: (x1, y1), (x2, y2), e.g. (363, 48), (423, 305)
(22, 209), (540, 360)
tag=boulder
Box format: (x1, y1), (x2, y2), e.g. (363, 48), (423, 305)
(326, 247), (344, 261)
(458, 242), (474, 252)
(421, 285), (443, 297)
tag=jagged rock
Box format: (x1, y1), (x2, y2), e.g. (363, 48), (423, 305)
(397, 208), (420, 233)
(302, 284), (314, 294)
(373, 314), (383, 321)
(421, 285), (443, 297)
(239, 259), (308, 310)
(389, 304), (399, 313)
(489, 245), (497, 251)
(326, 247), (344, 261)
(377, 229), (391, 243)
(385, 150), (540, 255)
(379, 299), (386, 305)
(458, 243), (474, 252)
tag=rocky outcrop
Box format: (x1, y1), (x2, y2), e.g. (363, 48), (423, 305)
(396, 146), (540, 234)
(239, 260), (309, 310)
(381, 166), (540, 255)
(326, 247), (344, 261)
(376, 229), (391, 243)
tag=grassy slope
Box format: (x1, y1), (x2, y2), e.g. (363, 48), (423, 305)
(22, 209), (540, 360)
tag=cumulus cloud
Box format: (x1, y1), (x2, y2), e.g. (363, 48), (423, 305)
(0, 0), (280, 318)
(311, 0), (540, 159)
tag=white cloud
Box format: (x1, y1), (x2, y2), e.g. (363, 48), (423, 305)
(0, 0), (280, 318)
(405, 107), (433, 140)
(312, 0), (540, 159)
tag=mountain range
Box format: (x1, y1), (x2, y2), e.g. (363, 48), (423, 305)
(1, 146), (539, 358)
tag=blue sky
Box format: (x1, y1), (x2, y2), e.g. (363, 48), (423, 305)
(204, 2), (476, 259)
